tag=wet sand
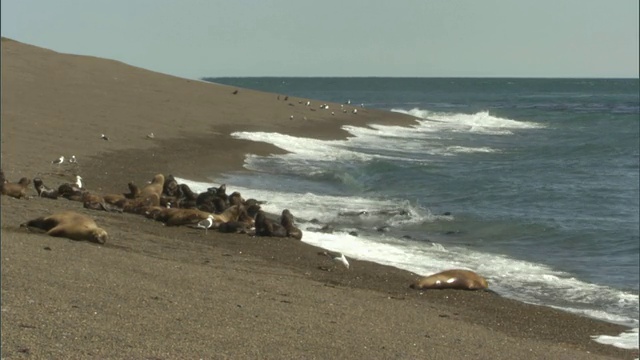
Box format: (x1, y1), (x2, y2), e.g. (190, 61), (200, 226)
(1, 38), (637, 359)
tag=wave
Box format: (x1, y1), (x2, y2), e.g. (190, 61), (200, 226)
(392, 108), (545, 135)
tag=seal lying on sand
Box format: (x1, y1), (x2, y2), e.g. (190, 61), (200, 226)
(21, 211), (108, 244)
(33, 178), (59, 199)
(255, 210), (287, 237)
(1, 177), (31, 199)
(409, 269), (488, 290)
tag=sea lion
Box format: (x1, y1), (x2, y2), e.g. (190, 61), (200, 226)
(1, 177), (31, 199)
(21, 211), (108, 244)
(33, 178), (59, 199)
(57, 182), (85, 201)
(218, 221), (252, 234)
(409, 269), (489, 291)
(124, 182), (140, 199)
(151, 207), (212, 226)
(163, 174), (179, 197)
(255, 210), (287, 237)
(138, 174), (164, 199)
(281, 209), (303, 240)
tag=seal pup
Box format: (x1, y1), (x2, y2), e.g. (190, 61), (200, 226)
(409, 269), (489, 291)
(33, 178), (59, 199)
(1, 177), (31, 199)
(21, 211), (108, 244)
(163, 175), (179, 197)
(280, 209), (303, 240)
(318, 251), (350, 270)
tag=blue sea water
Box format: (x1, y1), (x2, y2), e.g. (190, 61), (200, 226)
(192, 77), (639, 349)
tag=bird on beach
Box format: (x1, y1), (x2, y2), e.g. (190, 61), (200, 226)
(232, 90), (239, 95)
(146, 132), (155, 139)
(318, 251), (350, 270)
(101, 134), (109, 141)
(68, 155), (77, 164)
(196, 215), (215, 234)
(75, 175), (83, 189)
(52, 156), (64, 165)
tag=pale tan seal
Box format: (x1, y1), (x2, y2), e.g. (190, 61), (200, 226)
(409, 269), (489, 290)
(139, 174), (165, 199)
(21, 211), (108, 244)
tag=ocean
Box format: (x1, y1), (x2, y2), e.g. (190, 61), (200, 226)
(188, 77), (639, 349)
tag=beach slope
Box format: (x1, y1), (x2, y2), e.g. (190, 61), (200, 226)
(1, 38), (637, 359)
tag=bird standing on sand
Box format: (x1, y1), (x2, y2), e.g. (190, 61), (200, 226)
(232, 90), (239, 94)
(69, 155), (77, 164)
(52, 156), (64, 165)
(318, 251), (350, 269)
(75, 175), (83, 189)
(196, 215), (215, 234)
(146, 132), (155, 139)
(101, 134), (109, 141)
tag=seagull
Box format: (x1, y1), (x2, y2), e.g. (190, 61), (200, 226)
(146, 132), (155, 139)
(232, 90), (239, 95)
(290, 115), (294, 120)
(101, 134), (109, 141)
(306, 101), (311, 106)
(75, 175), (83, 189)
(68, 155), (77, 164)
(196, 215), (215, 234)
(318, 251), (350, 269)
(352, 109), (358, 114)
(52, 156), (64, 165)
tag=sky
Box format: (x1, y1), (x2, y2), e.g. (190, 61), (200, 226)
(1, 0), (638, 79)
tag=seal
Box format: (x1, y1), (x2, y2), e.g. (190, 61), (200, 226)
(163, 174), (179, 197)
(1, 177), (31, 199)
(21, 210), (108, 244)
(255, 210), (287, 237)
(139, 174), (165, 199)
(409, 269), (488, 290)
(281, 209), (303, 240)
(33, 178), (59, 199)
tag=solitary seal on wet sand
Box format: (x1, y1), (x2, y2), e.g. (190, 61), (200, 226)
(409, 269), (488, 290)
(21, 211), (108, 244)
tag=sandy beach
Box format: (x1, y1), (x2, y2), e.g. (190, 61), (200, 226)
(1, 38), (637, 359)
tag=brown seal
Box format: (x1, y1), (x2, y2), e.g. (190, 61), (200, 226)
(21, 211), (108, 244)
(280, 209), (303, 240)
(1, 177), (31, 199)
(409, 269), (489, 290)
(255, 210), (287, 237)
(139, 174), (165, 199)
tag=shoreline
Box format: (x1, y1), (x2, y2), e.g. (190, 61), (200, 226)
(2, 38), (638, 359)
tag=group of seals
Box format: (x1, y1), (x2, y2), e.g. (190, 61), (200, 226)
(8, 167), (491, 292)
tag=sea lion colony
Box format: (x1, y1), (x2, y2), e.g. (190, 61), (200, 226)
(2, 169), (489, 291)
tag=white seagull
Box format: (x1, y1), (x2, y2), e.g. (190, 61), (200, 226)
(75, 175), (83, 189)
(196, 215), (215, 234)
(52, 156), (64, 165)
(319, 251), (350, 269)
(101, 134), (109, 141)
(146, 132), (155, 139)
(68, 155), (77, 164)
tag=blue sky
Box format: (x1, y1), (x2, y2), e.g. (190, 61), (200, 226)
(2, 0), (638, 79)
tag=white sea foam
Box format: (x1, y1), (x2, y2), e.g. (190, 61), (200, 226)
(391, 108), (545, 135)
(592, 328), (639, 350)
